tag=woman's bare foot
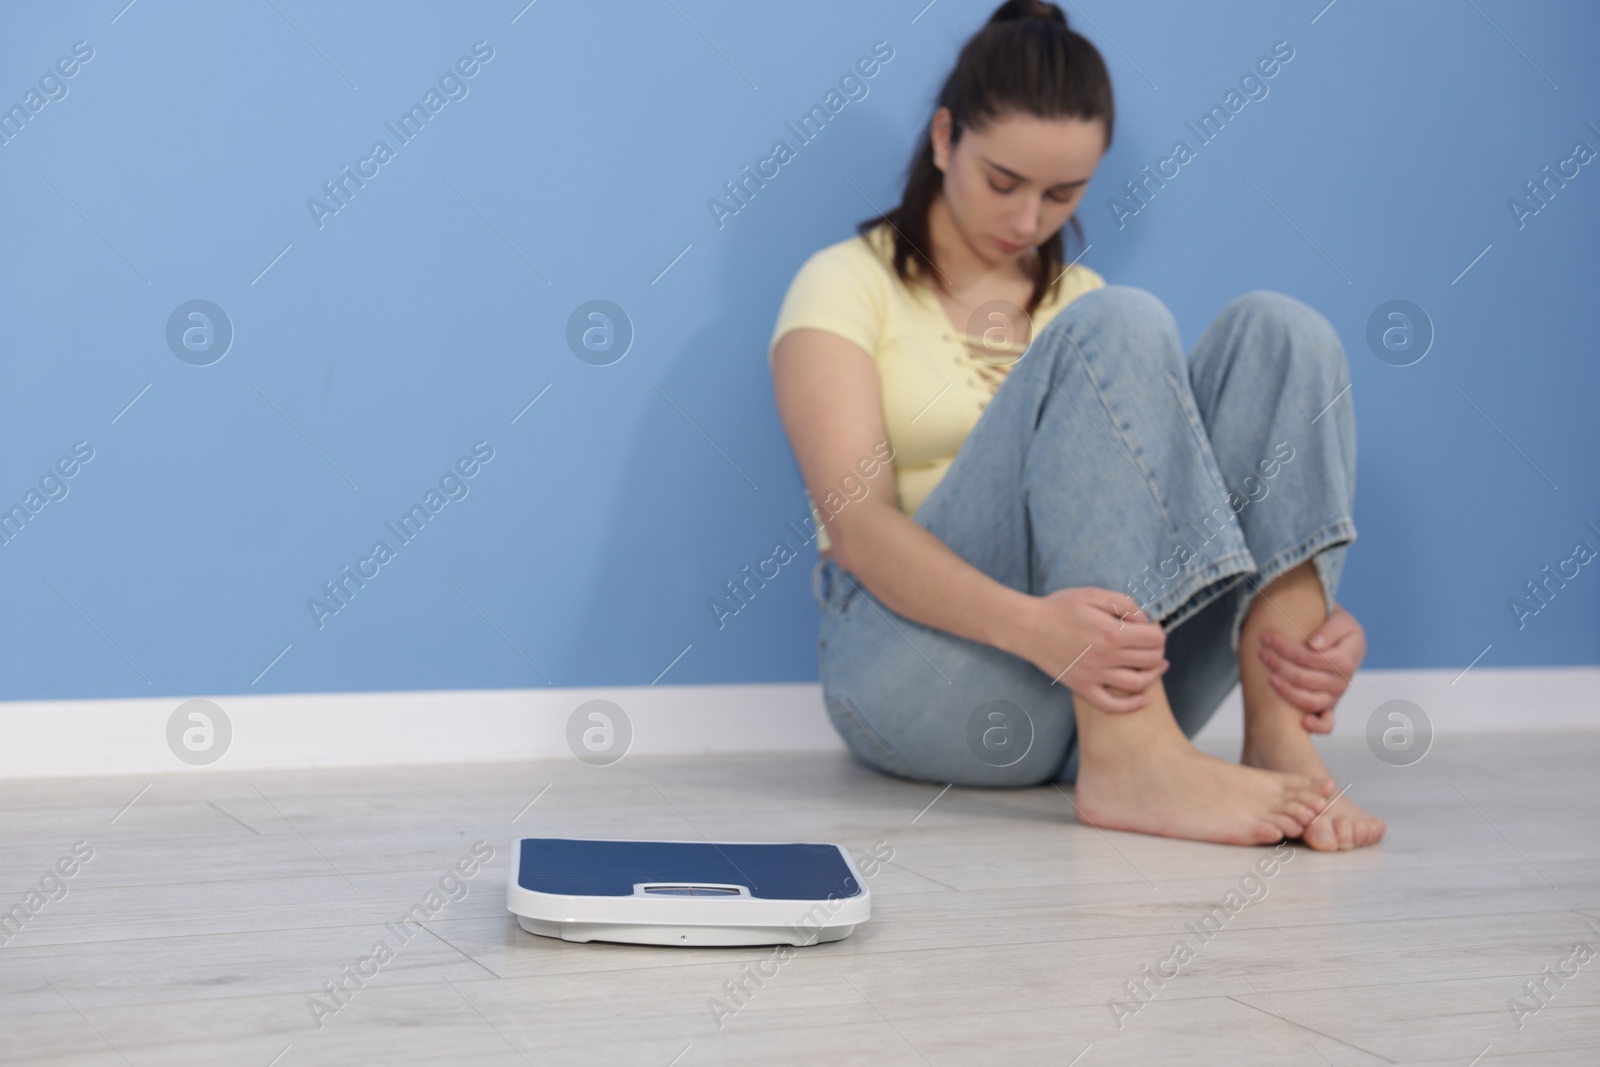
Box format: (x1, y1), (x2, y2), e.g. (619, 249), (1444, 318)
(1242, 725), (1385, 850)
(1069, 678), (1336, 847)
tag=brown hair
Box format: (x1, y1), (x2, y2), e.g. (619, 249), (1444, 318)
(857, 0), (1114, 315)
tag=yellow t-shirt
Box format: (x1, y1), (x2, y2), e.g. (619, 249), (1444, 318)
(769, 221), (1106, 554)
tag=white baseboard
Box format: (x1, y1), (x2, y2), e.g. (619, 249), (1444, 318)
(0, 668), (1594, 777)
(1193, 665), (1599, 740)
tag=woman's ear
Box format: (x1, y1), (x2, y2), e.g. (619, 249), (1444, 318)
(930, 107), (953, 173)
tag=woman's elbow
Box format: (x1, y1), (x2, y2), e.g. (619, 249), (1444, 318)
(821, 504), (883, 573)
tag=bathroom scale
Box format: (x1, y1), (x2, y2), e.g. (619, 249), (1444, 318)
(507, 837), (871, 947)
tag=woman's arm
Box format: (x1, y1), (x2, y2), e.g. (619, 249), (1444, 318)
(772, 327), (1168, 711)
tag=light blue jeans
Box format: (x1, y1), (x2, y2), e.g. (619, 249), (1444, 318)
(811, 287), (1356, 787)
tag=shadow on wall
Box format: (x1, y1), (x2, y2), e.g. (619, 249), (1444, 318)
(557, 110), (908, 688)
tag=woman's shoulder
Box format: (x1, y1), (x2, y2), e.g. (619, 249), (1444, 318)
(1053, 260), (1107, 299)
(770, 223), (896, 365)
(793, 221), (896, 281)
(1031, 260), (1105, 333)
(775, 223), (897, 315)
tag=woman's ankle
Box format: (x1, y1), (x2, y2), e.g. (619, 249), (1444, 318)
(1072, 684), (1186, 766)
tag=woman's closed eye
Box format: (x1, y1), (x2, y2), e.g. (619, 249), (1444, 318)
(987, 179), (1077, 202)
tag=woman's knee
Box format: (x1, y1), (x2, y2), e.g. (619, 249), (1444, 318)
(1049, 284), (1185, 377)
(1221, 290), (1348, 389)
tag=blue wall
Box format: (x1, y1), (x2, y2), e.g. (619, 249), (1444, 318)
(2, 0), (1595, 703)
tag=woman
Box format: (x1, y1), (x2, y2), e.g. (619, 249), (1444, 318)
(768, 0), (1383, 850)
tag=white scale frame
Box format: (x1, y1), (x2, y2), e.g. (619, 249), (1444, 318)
(506, 837), (872, 947)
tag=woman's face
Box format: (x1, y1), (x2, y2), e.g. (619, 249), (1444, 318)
(931, 107), (1106, 264)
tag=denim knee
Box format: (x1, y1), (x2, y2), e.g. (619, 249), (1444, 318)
(1219, 290), (1348, 391)
(1055, 285), (1185, 379)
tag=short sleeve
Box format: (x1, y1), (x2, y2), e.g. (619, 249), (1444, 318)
(768, 240), (886, 368)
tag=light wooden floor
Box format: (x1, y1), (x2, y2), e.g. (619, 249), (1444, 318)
(2, 732), (1597, 1066)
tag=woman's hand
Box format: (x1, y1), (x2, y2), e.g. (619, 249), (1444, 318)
(1258, 603), (1366, 733)
(1014, 588), (1168, 713)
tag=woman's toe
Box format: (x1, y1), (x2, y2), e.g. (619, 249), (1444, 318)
(1291, 783), (1332, 811)
(1267, 812), (1303, 839)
